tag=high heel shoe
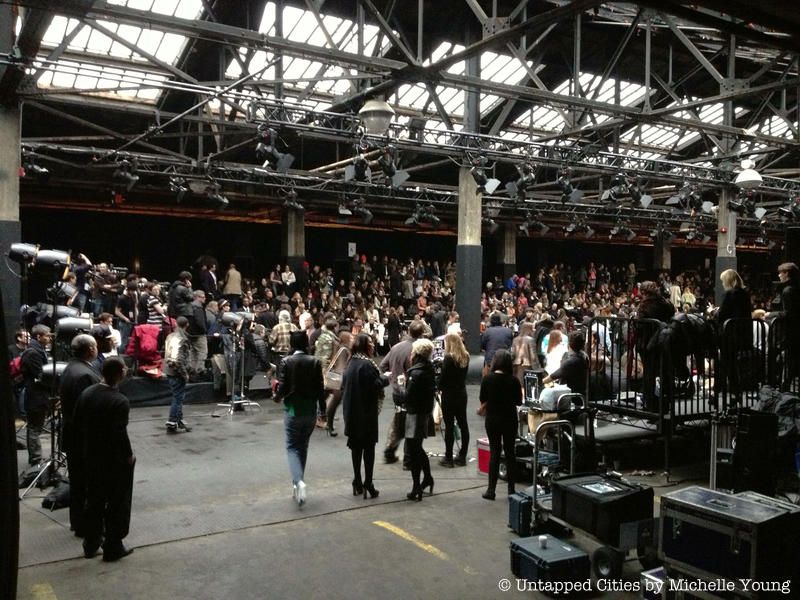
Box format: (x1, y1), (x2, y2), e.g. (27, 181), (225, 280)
(326, 427), (338, 437)
(420, 476), (434, 496)
(352, 479), (364, 496)
(406, 487), (422, 502)
(363, 483), (379, 499)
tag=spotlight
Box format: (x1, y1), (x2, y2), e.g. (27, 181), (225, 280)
(21, 151), (49, 181)
(113, 159), (139, 192)
(205, 181), (229, 209)
(470, 155), (500, 194)
(169, 176), (188, 203)
(482, 217), (499, 235)
(506, 162), (535, 200)
(255, 124), (294, 172)
(8, 243), (71, 270)
(519, 211), (549, 237)
(405, 203), (440, 227)
(377, 145), (409, 187)
(609, 220), (636, 241)
(601, 173), (628, 204)
(778, 196), (800, 220)
(728, 190), (766, 219)
(338, 202), (352, 216)
(684, 222), (710, 243)
(351, 197), (374, 225)
(627, 176), (653, 208)
(649, 224), (674, 242)
(55, 316), (93, 336)
(283, 189), (304, 212)
(667, 182), (702, 213)
(556, 167), (583, 203)
(345, 153), (372, 182)
(563, 218), (594, 239)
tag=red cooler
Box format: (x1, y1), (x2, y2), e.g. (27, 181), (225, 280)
(477, 437), (490, 474)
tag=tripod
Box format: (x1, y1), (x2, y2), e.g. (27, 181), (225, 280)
(216, 325), (260, 415)
(20, 361), (66, 499)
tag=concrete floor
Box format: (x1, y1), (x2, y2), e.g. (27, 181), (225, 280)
(15, 383), (697, 600)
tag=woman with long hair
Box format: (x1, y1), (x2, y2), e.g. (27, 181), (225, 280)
(438, 333), (470, 468)
(404, 339), (436, 501)
(544, 329), (566, 375)
(478, 349), (522, 500)
(341, 333), (387, 499)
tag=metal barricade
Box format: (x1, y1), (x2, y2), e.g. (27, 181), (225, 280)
(767, 315), (799, 394)
(718, 318), (768, 411)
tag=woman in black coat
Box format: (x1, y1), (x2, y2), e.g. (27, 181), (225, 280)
(438, 333), (470, 468)
(342, 333), (388, 499)
(478, 349), (522, 500)
(404, 339), (436, 501)
(717, 269), (754, 396)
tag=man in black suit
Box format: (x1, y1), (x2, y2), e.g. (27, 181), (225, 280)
(59, 334), (101, 537)
(73, 357), (135, 561)
(20, 324), (52, 466)
(275, 331), (324, 507)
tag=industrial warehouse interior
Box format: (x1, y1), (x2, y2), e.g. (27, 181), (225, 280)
(1, 1), (800, 599)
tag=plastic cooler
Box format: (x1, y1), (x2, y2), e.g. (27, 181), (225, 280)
(477, 437), (490, 474)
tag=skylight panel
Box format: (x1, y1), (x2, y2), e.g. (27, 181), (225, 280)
(396, 83), (428, 108)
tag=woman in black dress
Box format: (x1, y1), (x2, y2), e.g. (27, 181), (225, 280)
(341, 333), (388, 499)
(478, 349), (522, 500)
(438, 333), (470, 468)
(404, 339), (436, 501)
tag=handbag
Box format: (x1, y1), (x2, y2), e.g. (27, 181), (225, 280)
(324, 347), (347, 390)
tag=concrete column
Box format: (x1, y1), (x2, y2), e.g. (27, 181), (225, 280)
(0, 104), (21, 344)
(497, 223), (516, 280)
(715, 188), (737, 304)
(281, 209), (305, 286)
(652, 234), (672, 271)
(456, 167), (483, 353)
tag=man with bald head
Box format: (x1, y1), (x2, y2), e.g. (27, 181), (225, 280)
(59, 334), (101, 537)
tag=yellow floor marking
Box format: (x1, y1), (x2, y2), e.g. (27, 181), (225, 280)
(31, 583), (58, 600)
(373, 520), (450, 561)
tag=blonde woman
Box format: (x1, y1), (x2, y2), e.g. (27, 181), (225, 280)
(438, 333), (470, 468)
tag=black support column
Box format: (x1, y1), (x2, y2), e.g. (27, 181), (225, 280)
(456, 167), (483, 353)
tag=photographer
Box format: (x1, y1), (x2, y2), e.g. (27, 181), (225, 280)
(21, 324), (52, 466)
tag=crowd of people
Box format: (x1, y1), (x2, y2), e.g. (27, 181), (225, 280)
(10, 248), (800, 560)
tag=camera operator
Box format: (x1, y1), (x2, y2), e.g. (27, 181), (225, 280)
(115, 281), (140, 351)
(72, 253), (93, 313)
(21, 324), (52, 466)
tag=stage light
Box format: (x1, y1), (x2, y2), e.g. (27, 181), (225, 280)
(255, 124), (294, 172)
(338, 202), (352, 216)
(506, 162), (534, 201)
(344, 152), (372, 181)
(405, 204), (440, 227)
(8, 243), (71, 270)
(601, 173), (628, 204)
(21, 151), (49, 181)
(470, 155), (500, 194)
(358, 98), (395, 135)
(377, 145), (409, 187)
(649, 224), (674, 242)
(351, 197), (374, 225)
(556, 167), (583, 203)
(283, 189), (304, 212)
(563, 218), (594, 239)
(55, 317), (94, 337)
(482, 217), (499, 235)
(627, 176), (653, 208)
(205, 181), (229, 209)
(667, 182), (702, 213)
(519, 211), (549, 237)
(778, 196), (800, 220)
(609, 220), (636, 241)
(728, 190), (765, 219)
(169, 176), (188, 203)
(113, 159), (139, 192)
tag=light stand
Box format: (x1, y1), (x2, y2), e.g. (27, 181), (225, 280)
(215, 315), (260, 416)
(18, 251), (74, 499)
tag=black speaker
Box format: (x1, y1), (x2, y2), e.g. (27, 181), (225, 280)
(733, 409), (778, 496)
(785, 226), (800, 264)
